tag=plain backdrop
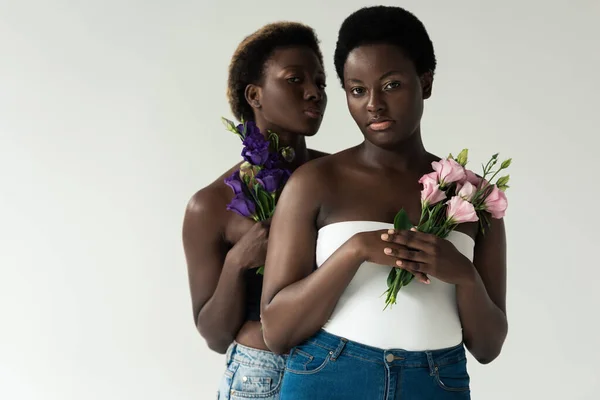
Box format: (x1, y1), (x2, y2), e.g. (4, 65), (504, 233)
(1, 0), (599, 399)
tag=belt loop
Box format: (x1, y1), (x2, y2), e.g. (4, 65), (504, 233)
(425, 351), (436, 376)
(330, 337), (348, 361)
(225, 342), (236, 366)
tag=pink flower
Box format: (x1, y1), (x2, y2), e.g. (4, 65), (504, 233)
(464, 169), (482, 187)
(421, 179), (446, 206)
(447, 196), (479, 224)
(432, 159), (466, 186)
(457, 181), (477, 202)
(484, 185), (508, 219)
(418, 171), (439, 185)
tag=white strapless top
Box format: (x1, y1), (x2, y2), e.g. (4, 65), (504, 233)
(316, 220), (475, 351)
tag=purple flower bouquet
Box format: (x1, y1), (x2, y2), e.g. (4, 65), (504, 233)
(221, 117), (294, 274)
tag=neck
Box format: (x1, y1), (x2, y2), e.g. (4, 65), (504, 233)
(255, 120), (310, 171)
(358, 129), (430, 172)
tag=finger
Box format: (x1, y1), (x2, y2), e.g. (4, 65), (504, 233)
(413, 271), (431, 284)
(395, 267), (430, 284)
(395, 259), (430, 276)
(383, 246), (428, 263)
(382, 230), (435, 253)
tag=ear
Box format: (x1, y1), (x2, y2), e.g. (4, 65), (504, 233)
(420, 71), (434, 99)
(244, 84), (262, 110)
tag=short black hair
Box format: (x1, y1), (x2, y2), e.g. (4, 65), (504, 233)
(227, 22), (324, 122)
(333, 6), (436, 87)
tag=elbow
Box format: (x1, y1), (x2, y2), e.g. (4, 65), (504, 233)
(260, 308), (290, 355)
(467, 341), (502, 365)
(474, 352), (499, 365)
(198, 325), (233, 354)
(205, 338), (231, 354)
(196, 315), (233, 355)
(469, 326), (508, 365)
(263, 333), (289, 356)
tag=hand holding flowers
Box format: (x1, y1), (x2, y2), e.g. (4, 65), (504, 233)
(382, 149), (512, 308)
(221, 117), (294, 274)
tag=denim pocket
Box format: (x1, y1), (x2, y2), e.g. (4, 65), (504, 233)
(285, 344), (331, 375)
(434, 358), (470, 392)
(229, 362), (283, 399)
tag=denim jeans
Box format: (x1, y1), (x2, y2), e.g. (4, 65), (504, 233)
(279, 329), (471, 400)
(217, 342), (287, 400)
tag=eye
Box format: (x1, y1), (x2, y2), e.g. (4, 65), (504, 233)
(384, 81), (401, 90)
(287, 76), (301, 83)
(350, 86), (366, 96)
(317, 81), (327, 90)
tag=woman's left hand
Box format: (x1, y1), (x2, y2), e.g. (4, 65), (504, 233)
(380, 228), (476, 286)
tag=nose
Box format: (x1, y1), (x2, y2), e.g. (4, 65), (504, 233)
(304, 81), (323, 102)
(367, 90), (385, 113)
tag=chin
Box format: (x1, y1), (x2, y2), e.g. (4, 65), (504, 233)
(364, 130), (411, 148)
(296, 121), (322, 137)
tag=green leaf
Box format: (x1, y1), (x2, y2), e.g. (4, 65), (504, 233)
(257, 188), (274, 216)
(387, 268), (397, 288)
(221, 116), (243, 138)
(393, 209), (413, 230)
(251, 184), (267, 220)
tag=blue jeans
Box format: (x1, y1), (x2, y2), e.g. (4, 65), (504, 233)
(280, 329), (471, 399)
(217, 342), (287, 400)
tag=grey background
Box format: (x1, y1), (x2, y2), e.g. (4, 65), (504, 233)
(1, 0), (598, 398)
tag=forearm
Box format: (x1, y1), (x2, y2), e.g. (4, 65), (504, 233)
(197, 252), (248, 353)
(456, 269), (508, 364)
(262, 239), (363, 354)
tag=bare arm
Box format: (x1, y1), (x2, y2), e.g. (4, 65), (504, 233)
(259, 168), (363, 354)
(456, 217), (508, 364)
(183, 189), (267, 353)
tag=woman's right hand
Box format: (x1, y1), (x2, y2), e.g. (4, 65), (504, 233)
(351, 230), (430, 284)
(229, 220), (271, 270)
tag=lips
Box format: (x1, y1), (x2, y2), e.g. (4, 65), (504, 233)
(304, 107), (323, 119)
(367, 118), (394, 131)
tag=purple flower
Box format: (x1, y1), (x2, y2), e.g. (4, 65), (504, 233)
(237, 121), (261, 138)
(224, 170), (244, 195)
(226, 193), (256, 218)
(264, 152), (281, 169)
(237, 121), (270, 166)
(256, 168), (289, 193)
(241, 145), (270, 166)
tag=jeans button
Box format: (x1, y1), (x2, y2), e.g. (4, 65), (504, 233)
(386, 353), (394, 363)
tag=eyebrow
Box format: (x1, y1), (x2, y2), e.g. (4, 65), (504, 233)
(280, 65), (325, 75)
(346, 70), (405, 85)
(379, 70), (405, 80)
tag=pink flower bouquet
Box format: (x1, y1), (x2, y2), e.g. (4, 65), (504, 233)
(384, 149), (511, 308)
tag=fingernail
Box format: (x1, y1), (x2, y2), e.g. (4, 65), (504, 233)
(396, 260), (403, 266)
(384, 248), (392, 254)
(424, 279), (430, 284)
(381, 234), (389, 240)
(410, 227), (417, 231)
(388, 229), (395, 234)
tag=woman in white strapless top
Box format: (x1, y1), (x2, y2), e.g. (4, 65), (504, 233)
(260, 6), (508, 399)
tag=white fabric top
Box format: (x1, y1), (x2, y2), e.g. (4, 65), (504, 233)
(316, 220), (475, 351)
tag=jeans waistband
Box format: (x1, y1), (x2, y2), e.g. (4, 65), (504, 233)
(225, 341), (287, 370)
(305, 329), (466, 368)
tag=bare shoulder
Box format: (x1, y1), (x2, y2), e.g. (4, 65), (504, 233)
(284, 150), (345, 192)
(308, 148), (330, 160)
(183, 162), (243, 236)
